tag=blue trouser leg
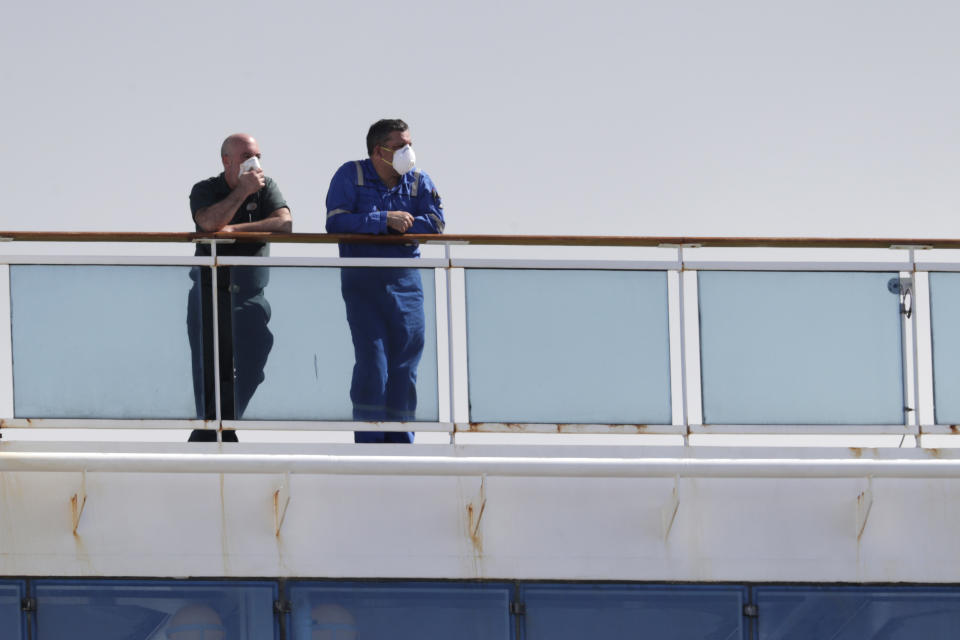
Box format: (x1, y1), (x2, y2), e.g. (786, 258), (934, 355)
(343, 270), (389, 439)
(342, 268), (423, 444)
(384, 270), (425, 423)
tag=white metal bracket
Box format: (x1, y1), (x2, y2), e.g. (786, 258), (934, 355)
(71, 470), (87, 535)
(467, 474), (487, 545)
(273, 472), (291, 537)
(662, 475), (680, 539)
(856, 476), (874, 540)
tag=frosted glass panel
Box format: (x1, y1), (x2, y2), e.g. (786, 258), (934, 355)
(698, 271), (904, 424)
(465, 270), (671, 424)
(237, 266), (438, 421)
(929, 273), (960, 424)
(11, 265), (200, 418)
(757, 586), (960, 639)
(523, 585), (746, 640)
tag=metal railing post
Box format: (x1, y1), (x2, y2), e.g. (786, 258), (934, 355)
(909, 249), (923, 447)
(208, 240), (223, 442)
(445, 243), (457, 443)
(678, 247), (691, 446)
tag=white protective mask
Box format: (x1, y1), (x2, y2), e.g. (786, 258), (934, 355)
(238, 156), (261, 178)
(386, 144), (416, 175)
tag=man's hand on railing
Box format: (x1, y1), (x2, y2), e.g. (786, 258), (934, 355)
(386, 211), (415, 233)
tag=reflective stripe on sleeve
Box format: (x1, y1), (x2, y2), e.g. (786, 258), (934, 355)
(327, 208), (350, 219)
(354, 161), (364, 186)
(429, 213), (445, 232)
(411, 168), (421, 197)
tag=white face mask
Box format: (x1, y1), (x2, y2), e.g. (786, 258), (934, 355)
(384, 144), (416, 175)
(238, 156), (261, 178)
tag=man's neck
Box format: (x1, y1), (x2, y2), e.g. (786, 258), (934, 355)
(371, 157), (400, 188)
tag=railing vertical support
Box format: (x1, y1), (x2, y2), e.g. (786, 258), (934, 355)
(909, 249), (923, 448)
(445, 244), (457, 444)
(678, 247), (691, 446)
(0, 264), (13, 420)
(208, 240), (223, 442)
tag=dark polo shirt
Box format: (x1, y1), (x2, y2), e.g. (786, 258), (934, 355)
(189, 172), (288, 292)
(190, 172), (288, 258)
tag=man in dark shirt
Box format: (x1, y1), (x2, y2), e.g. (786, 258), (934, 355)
(187, 133), (292, 441)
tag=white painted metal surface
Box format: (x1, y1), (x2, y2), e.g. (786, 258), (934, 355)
(0, 443), (957, 582)
(0, 255), (213, 265)
(217, 256), (448, 268)
(0, 265), (11, 420)
(446, 267), (469, 426)
(3, 446), (960, 477)
(449, 259), (682, 270)
(456, 423), (683, 435)
(434, 266), (451, 424)
(219, 420), (452, 432)
(683, 260), (913, 272)
(689, 424), (917, 435)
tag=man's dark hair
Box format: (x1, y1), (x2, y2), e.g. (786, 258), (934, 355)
(366, 119), (408, 156)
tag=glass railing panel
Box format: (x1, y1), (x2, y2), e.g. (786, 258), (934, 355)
(230, 266), (439, 421)
(0, 582), (24, 639)
(33, 579), (277, 640)
(465, 269), (671, 424)
(10, 265), (201, 419)
(288, 582), (510, 640)
(756, 586), (960, 638)
(929, 272), (960, 424)
(522, 584), (747, 639)
(698, 271), (904, 424)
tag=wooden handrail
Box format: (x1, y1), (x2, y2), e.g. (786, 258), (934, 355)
(0, 231), (959, 249)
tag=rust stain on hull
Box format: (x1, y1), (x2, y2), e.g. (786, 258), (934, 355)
(466, 502), (485, 555)
(465, 422), (523, 432)
(70, 493), (83, 536)
(273, 490), (281, 536)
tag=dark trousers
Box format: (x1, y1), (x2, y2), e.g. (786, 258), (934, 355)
(341, 268), (425, 444)
(187, 267), (274, 441)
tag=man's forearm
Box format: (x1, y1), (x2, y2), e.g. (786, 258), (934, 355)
(194, 189), (249, 232)
(223, 209), (292, 233)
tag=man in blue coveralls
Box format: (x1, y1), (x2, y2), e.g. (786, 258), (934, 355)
(325, 119), (445, 443)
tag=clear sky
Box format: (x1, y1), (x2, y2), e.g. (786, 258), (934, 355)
(2, 0), (958, 238)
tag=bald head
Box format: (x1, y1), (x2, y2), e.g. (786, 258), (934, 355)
(219, 133), (261, 187)
(221, 133), (257, 158)
(167, 604), (226, 640)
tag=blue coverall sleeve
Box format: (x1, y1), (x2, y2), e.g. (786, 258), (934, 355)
(325, 162), (388, 234)
(408, 172), (446, 234)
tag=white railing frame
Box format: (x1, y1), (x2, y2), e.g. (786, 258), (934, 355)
(4, 239), (960, 440)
